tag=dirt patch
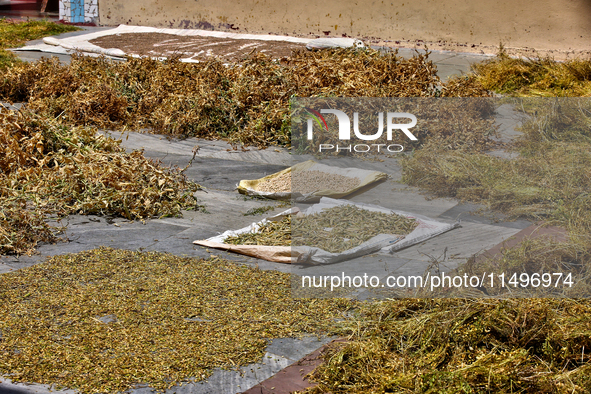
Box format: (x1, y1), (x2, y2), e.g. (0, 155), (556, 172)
(89, 32), (307, 61)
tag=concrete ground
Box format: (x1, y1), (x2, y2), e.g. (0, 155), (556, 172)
(0, 34), (517, 394)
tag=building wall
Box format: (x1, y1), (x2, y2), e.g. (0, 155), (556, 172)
(97, 0), (591, 53)
(60, 0), (98, 23)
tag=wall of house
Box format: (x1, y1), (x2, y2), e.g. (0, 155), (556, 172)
(60, 0), (98, 23)
(96, 0), (591, 53)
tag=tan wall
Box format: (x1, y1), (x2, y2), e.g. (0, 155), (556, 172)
(98, 0), (591, 53)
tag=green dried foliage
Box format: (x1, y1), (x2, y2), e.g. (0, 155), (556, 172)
(226, 206), (417, 253)
(402, 100), (591, 223)
(0, 19), (80, 49)
(225, 216), (292, 246)
(0, 248), (354, 393)
(460, 237), (591, 298)
(468, 51), (591, 97)
(293, 205), (418, 253)
(401, 99), (591, 295)
(0, 49), (482, 147)
(0, 110), (201, 255)
(0, 19), (80, 69)
(243, 205), (277, 216)
(303, 298), (591, 394)
(0, 50), (19, 70)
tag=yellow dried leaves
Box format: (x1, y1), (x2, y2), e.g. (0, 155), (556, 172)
(0, 110), (201, 255)
(0, 248), (353, 392)
(225, 206), (417, 253)
(0, 48), (465, 148)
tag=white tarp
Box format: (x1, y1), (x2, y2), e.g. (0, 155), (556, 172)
(194, 198), (460, 265)
(14, 25), (313, 62)
(306, 37), (365, 50)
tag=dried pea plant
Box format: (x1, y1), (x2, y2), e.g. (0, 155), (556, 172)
(292, 205), (417, 253)
(0, 248), (354, 393)
(0, 48), (487, 149)
(225, 206), (417, 253)
(400, 99), (591, 296)
(0, 109), (201, 255)
(303, 298), (591, 394)
(225, 216), (292, 246)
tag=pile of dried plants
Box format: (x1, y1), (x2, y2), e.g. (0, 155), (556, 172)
(0, 19), (79, 69)
(401, 98), (591, 295)
(0, 49), (487, 148)
(0, 248), (353, 392)
(303, 298), (591, 393)
(225, 205), (417, 253)
(447, 48), (591, 97)
(0, 109), (201, 255)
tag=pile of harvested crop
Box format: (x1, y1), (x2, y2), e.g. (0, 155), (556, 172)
(225, 216), (292, 246)
(470, 51), (591, 97)
(404, 100), (591, 213)
(225, 206), (417, 253)
(0, 248), (353, 393)
(400, 98), (591, 298)
(0, 48), (490, 148)
(303, 298), (591, 393)
(0, 110), (201, 255)
(293, 205), (418, 253)
(256, 171), (361, 194)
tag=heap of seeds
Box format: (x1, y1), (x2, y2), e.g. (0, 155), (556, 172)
(224, 206), (417, 254)
(224, 216), (291, 246)
(256, 171), (361, 194)
(256, 172), (292, 193)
